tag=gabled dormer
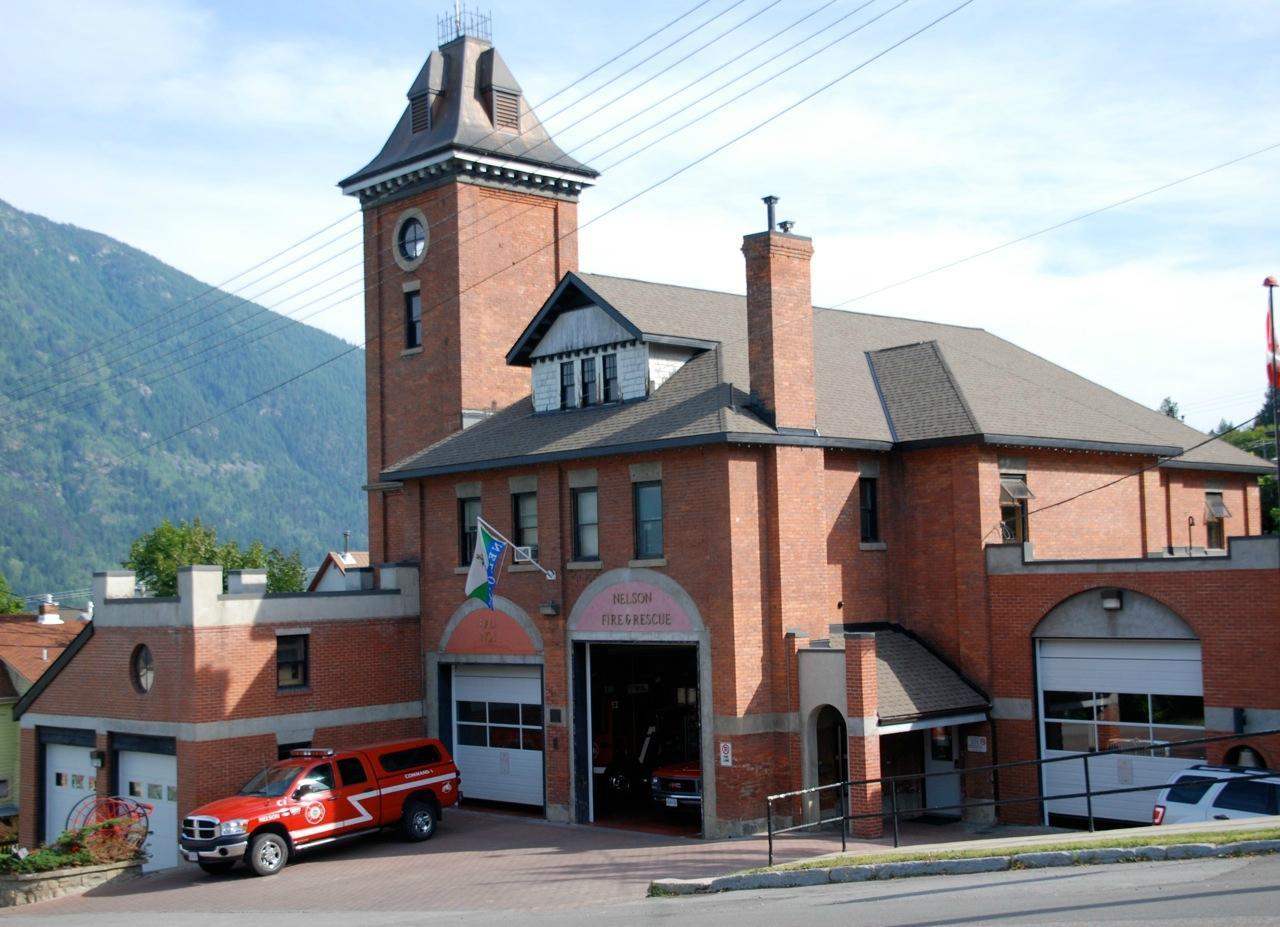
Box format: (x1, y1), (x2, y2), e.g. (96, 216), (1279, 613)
(507, 273), (714, 414)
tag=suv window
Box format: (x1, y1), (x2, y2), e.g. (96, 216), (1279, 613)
(1166, 774), (1217, 804)
(1213, 779), (1280, 814)
(379, 744), (442, 773)
(299, 763), (335, 793)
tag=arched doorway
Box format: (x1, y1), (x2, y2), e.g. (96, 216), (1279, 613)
(815, 705), (847, 815)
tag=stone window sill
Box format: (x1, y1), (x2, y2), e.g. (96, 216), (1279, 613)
(508, 563), (540, 573)
(453, 566), (470, 575)
(401, 346), (423, 357)
(859, 542), (887, 551)
(628, 557), (667, 568)
(566, 560), (603, 571)
(277, 686), (312, 696)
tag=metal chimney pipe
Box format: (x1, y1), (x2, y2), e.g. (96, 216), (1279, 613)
(343, 530), (351, 555)
(762, 195), (779, 232)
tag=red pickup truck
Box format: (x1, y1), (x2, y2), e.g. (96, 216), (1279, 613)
(180, 738), (460, 876)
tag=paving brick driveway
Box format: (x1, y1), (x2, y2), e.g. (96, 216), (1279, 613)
(14, 809), (849, 915)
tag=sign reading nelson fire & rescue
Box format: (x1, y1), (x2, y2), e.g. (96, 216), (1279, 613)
(570, 581), (694, 633)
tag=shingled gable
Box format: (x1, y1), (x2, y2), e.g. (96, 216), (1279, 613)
(386, 273), (1270, 477)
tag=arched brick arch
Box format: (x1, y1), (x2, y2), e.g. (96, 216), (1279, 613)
(1032, 587), (1197, 640)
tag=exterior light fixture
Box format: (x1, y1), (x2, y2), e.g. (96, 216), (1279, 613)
(539, 600), (560, 617)
(1101, 589), (1123, 611)
(90, 750), (105, 769)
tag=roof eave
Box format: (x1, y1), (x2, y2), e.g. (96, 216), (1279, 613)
(12, 621), (94, 721)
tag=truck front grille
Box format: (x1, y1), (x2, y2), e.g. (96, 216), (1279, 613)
(183, 816), (218, 840)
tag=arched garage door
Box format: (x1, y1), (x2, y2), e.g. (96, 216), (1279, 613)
(1035, 591), (1205, 824)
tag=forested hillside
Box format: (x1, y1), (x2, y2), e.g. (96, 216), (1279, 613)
(0, 198), (367, 599)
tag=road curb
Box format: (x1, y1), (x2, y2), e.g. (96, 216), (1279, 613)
(648, 839), (1280, 897)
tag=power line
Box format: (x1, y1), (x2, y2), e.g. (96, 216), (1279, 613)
(8, 0), (725, 404)
(833, 140), (1280, 307)
(111, 1), (973, 466)
(9, 1), (897, 427)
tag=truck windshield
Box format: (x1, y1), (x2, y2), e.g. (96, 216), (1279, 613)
(238, 764), (304, 797)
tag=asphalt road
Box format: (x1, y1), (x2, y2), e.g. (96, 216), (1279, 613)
(4, 856), (1278, 927)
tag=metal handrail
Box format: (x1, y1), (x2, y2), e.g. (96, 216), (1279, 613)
(765, 726), (1280, 865)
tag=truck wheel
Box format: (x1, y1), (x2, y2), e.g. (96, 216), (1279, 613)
(247, 832), (289, 876)
(198, 860), (236, 875)
(401, 799), (437, 842)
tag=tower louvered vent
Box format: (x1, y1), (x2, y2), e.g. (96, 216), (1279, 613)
(411, 95), (431, 133)
(493, 90), (519, 131)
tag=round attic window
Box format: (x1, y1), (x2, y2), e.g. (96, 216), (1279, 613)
(393, 208), (429, 271)
(131, 644), (154, 694)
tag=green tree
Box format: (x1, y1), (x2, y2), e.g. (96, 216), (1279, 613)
(0, 569), (24, 613)
(123, 518), (307, 595)
(1158, 396), (1183, 420)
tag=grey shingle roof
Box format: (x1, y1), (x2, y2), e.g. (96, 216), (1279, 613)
(340, 37), (595, 192)
(870, 627), (990, 724)
(386, 272), (1270, 477)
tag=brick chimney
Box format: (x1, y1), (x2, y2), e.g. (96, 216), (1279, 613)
(742, 196), (816, 432)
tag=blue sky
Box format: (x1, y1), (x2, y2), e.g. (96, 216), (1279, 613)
(3, 0), (1277, 433)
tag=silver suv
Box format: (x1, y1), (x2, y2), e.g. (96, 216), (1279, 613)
(1152, 764), (1280, 826)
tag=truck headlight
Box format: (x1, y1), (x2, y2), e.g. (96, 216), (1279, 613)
(218, 820), (248, 837)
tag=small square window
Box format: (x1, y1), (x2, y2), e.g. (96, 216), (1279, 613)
(277, 634), (309, 689)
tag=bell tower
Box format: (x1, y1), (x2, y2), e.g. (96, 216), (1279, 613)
(340, 16), (597, 561)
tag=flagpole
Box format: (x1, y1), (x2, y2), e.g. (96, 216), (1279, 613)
(476, 516), (557, 580)
(1267, 278), (1279, 518)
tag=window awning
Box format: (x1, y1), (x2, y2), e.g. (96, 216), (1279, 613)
(1205, 496), (1231, 519)
(1000, 477), (1034, 503)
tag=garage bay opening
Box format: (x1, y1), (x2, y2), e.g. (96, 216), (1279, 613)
(577, 643), (701, 836)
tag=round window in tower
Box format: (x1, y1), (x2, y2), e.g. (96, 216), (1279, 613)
(131, 644), (154, 694)
(399, 218), (425, 260)
(392, 208), (429, 271)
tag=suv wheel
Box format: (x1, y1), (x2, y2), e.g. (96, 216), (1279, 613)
(248, 832), (289, 876)
(401, 799), (438, 842)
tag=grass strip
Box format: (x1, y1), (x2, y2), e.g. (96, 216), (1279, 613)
(755, 825), (1280, 873)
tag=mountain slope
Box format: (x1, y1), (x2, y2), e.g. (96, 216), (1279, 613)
(0, 198), (367, 598)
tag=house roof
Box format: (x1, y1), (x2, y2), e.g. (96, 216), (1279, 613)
(868, 626), (990, 724)
(340, 36), (595, 193)
(0, 615), (83, 688)
(307, 551), (372, 592)
(385, 272), (1270, 478)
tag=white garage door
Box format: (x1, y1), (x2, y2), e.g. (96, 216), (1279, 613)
(118, 750), (178, 871)
(453, 665), (544, 807)
(1038, 639), (1204, 823)
(44, 743), (97, 845)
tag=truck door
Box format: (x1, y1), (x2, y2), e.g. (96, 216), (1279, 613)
(293, 762), (339, 842)
(334, 755), (379, 832)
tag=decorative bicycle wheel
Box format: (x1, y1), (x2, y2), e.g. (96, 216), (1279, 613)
(64, 795), (150, 852)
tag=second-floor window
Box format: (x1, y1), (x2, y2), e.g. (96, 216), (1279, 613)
(999, 473), (1033, 543)
(1205, 492), (1229, 550)
(277, 634), (309, 689)
(634, 481), (663, 559)
(581, 357), (597, 406)
(560, 361), (575, 410)
(602, 353), (620, 402)
(404, 291), (422, 349)
(459, 497), (480, 565)
(859, 477), (879, 543)
(513, 491), (538, 559)
(572, 487), (599, 561)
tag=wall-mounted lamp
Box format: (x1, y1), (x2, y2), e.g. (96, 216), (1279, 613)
(539, 600), (560, 617)
(1101, 589), (1123, 611)
(89, 750), (105, 769)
